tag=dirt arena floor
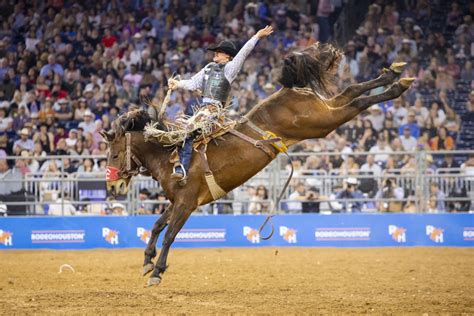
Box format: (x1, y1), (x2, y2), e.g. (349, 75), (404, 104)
(0, 248), (473, 314)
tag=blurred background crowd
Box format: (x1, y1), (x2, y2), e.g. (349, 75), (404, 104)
(0, 0), (473, 215)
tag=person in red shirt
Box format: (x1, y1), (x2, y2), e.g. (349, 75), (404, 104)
(101, 28), (117, 48)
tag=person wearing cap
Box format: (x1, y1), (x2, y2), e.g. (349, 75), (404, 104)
(13, 128), (34, 154)
(366, 104), (385, 132)
(399, 125), (417, 151)
(78, 109), (96, 134)
(334, 177), (365, 213)
(167, 25), (274, 182)
(55, 98), (73, 125)
(399, 110), (420, 138)
(110, 202), (128, 216)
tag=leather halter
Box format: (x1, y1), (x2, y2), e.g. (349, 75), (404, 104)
(119, 132), (144, 178)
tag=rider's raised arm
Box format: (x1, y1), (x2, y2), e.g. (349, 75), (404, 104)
(177, 67), (205, 91)
(224, 35), (259, 82)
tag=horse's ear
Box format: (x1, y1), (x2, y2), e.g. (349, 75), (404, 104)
(100, 130), (115, 143)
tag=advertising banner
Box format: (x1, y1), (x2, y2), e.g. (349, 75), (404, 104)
(0, 214), (473, 249)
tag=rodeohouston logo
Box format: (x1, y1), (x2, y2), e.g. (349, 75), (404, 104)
(31, 230), (85, 244)
(0, 229), (13, 246)
(426, 225), (444, 243)
(137, 227), (151, 244)
(315, 227), (371, 241)
(463, 228), (474, 241)
(279, 226), (297, 243)
(102, 227), (119, 245)
(176, 229), (226, 242)
(388, 225), (406, 243)
(243, 226), (260, 244)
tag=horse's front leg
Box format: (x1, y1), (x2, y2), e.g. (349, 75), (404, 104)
(147, 201), (195, 286)
(329, 62), (407, 108)
(143, 204), (172, 276)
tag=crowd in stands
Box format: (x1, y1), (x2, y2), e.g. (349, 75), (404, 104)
(0, 0), (473, 214)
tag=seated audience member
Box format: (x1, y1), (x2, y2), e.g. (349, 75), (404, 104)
(48, 193), (76, 216)
(286, 182), (307, 213)
(399, 126), (417, 151)
(333, 177), (365, 213)
(429, 127), (455, 150)
(375, 178), (404, 212)
(111, 202), (128, 215)
(248, 185), (271, 214)
(429, 183), (446, 212)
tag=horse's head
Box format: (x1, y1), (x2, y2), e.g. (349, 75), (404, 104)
(101, 130), (131, 196)
(102, 109), (152, 196)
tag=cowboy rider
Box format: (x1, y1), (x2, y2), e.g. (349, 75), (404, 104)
(168, 25), (274, 183)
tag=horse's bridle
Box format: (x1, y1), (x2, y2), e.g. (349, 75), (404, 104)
(106, 132), (146, 182)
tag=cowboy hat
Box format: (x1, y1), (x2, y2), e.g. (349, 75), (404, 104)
(207, 40), (239, 57)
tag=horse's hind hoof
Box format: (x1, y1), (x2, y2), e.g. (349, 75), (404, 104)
(143, 263), (154, 276)
(147, 276), (162, 287)
(390, 62), (407, 74)
(399, 77), (416, 88)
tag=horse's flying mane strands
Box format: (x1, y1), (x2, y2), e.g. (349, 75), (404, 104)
(278, 42), (343, 98)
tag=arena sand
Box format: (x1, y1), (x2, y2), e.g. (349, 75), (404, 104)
(0, 248), (472, 314)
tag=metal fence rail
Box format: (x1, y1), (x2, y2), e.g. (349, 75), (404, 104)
(0, 150), (473, 215)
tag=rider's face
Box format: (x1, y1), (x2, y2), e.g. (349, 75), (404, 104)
(213, 51), (231, 64)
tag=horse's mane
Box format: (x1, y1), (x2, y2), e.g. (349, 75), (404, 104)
(111, 109), (152, 138)
(278, 42), (343, 98)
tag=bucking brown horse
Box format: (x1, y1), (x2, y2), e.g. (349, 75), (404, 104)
(101, 42), (414, 286)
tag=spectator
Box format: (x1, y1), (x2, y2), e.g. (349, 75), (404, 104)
(399, 111), (420, 138)
(286, 182), (306, 213)
(13, 128), (34, 154)
(48, 193), (76, 216)
(429, 183), (446, 212)
(333, 177), (365, 213)
(137, 188), (154, 215)
(375, 178), (404, 212)
(110, 202), (128, 216)
(39, 54), (64, 78)
(248, 185), (271, 214)
(78, 110), (96, 134)
(399, 126), (418, 151)
(388, 98), (408, 127)
(360, 154), (382, 178)
(366, 104), (385, 132)
(429, 127), (455, 150)
(302, 187), (322, 213)
(369, 134), (393, 164)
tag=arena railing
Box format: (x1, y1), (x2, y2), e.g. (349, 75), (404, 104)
(0, 150), (473, 215)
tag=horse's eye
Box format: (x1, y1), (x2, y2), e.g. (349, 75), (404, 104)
(112, 154), (119, 160)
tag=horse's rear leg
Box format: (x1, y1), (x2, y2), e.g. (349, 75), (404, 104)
(147, 202), (195, 286)
(329, 62), (407, 108)
(143, 204), (172, 276)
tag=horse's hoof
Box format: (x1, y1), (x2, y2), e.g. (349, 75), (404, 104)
(147, 276), (161, 287)
(399, 77), (416, 88)
(143, 263), (154, 276)
(390, 62), (407, 74)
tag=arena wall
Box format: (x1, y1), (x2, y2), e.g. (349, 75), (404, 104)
(0, 214), (473, 249)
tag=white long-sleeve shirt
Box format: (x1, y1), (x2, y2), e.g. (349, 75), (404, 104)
(177, 35), (259, 93)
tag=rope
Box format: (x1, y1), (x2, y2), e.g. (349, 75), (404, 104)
(258, 152), (294, 240)
(158, 74), (180, 120)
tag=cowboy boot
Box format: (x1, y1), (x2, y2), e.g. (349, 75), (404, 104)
(171, 137), (192, 185)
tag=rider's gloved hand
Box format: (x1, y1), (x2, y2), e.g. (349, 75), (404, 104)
(168, 78), (179, 90)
